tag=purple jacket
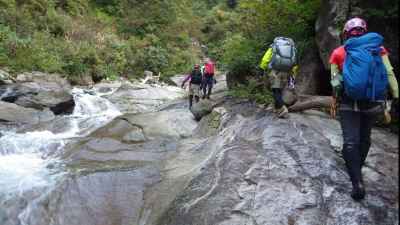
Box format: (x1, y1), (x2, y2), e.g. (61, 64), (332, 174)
(181, 74), (191, 86)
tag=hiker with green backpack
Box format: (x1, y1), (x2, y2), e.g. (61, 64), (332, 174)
(259, 37), (298, 118)
(181, 64), (203, 109)
(329, 17), (399, 201)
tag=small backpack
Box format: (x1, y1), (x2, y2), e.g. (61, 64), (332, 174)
(343, 32), (388, 101)
(190, 69), (203, 84)
(269, 37), (297, 72)
(204, 61), (215, 76)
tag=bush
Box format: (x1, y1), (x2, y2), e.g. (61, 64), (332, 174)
(0, 0), (223, 82)
(228, 78), (273, 105)
(220, 34), (259, 75)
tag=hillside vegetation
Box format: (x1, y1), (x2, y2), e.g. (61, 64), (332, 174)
(0, 0), (206, 83)
(0, 0), (321, 84)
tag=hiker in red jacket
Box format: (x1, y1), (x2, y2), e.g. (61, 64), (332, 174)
(329, 17), (399, 201)
(202, 58), (216, 99)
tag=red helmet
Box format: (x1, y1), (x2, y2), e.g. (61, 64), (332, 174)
(343, 17), (367, 38)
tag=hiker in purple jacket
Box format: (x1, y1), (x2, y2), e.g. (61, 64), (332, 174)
(181, 64), (203, 109)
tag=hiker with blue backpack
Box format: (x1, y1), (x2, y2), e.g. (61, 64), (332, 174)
(181, 64), (203, 109)
(260, 37), (298, 118)
(329, 17), (399, 200)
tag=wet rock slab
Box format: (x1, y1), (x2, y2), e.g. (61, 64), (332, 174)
(3, 76), (397, 225)
(153, 105), (398, 225)
(20, 166), (160, 225)
(105, 81), (185, 114)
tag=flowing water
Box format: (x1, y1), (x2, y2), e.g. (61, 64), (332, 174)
(0, 87), (121, 223)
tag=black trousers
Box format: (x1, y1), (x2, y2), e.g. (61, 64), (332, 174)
(202, 75), (214, 97)
(272, 88), (284, 109)
(339, 109), (374, 185)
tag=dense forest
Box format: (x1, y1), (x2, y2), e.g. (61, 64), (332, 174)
(0, 0), (320, 84)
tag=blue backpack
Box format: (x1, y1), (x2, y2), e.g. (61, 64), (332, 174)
(343, 32), (388, 101)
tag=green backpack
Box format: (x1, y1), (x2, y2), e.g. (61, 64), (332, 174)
(191, 69), (203, 84)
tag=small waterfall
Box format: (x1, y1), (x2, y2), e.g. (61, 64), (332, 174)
(0, 86), (12, 99)
(0, 87), (121, 196)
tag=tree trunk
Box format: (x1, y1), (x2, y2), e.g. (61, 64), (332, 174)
(288, 95), (332, 112)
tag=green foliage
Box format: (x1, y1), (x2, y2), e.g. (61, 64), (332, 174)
(198, 0), (320, 103)
(228, 78), (273, 105)
(0, 0), (202, 83)
(226, 0), (237, 9)
(220, 34), (259, 74)
(0, 0), (324, 86)
(363, 0), (398, 19)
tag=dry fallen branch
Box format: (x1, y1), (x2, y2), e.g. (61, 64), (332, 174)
(288, 95), (332, 112)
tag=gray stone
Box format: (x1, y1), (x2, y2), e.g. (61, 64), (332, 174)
(144, 70), (154, 77)
(105, 82), (185, 114)
(153, 101), (398, 225)
(16, 72), (70, 88)
(190, 99), (214, 121)
(1, 72), (74, 114)
(122, 127), (146, 143)
(1, 75), (397, 225)
(282, 88), (297, 106)
(19, 167), (161, 225)
(315, 0), (349, 69)
(0, 101), (55, 124)
(0, 69), (13, 84)
(315, 0), (399, 73)
(295, 50), (325, 95)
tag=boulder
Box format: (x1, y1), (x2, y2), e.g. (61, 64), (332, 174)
(120, 109), (197, 139)
(295, 49), (328, 95)
(62, 108), (197, 163)
(13, 89), (75, 114)
(92, 81), (122, 94)
(144, 70), (154, 77)
(18, 167), (161, 225)
(0, 101), (55, 124)
(15, 71), (70, 87)
(105, 81), (185, 114)
(190, 99), (214, 121)
(282, 88), (297, 106)
(315, 0), (348, 70)
(1, 72), (75, 114)
(154, 103), (398, 225)
(315, 0), (399, 74)
(0, 69), (13, 84)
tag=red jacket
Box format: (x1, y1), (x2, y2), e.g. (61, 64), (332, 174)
(329, 46), (388, 71)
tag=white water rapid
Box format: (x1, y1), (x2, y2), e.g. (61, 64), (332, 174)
(0, 87), (121, 197)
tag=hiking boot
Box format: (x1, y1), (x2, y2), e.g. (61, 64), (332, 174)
(277, 105), (289, 118)
(351, 181), (365, 201)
